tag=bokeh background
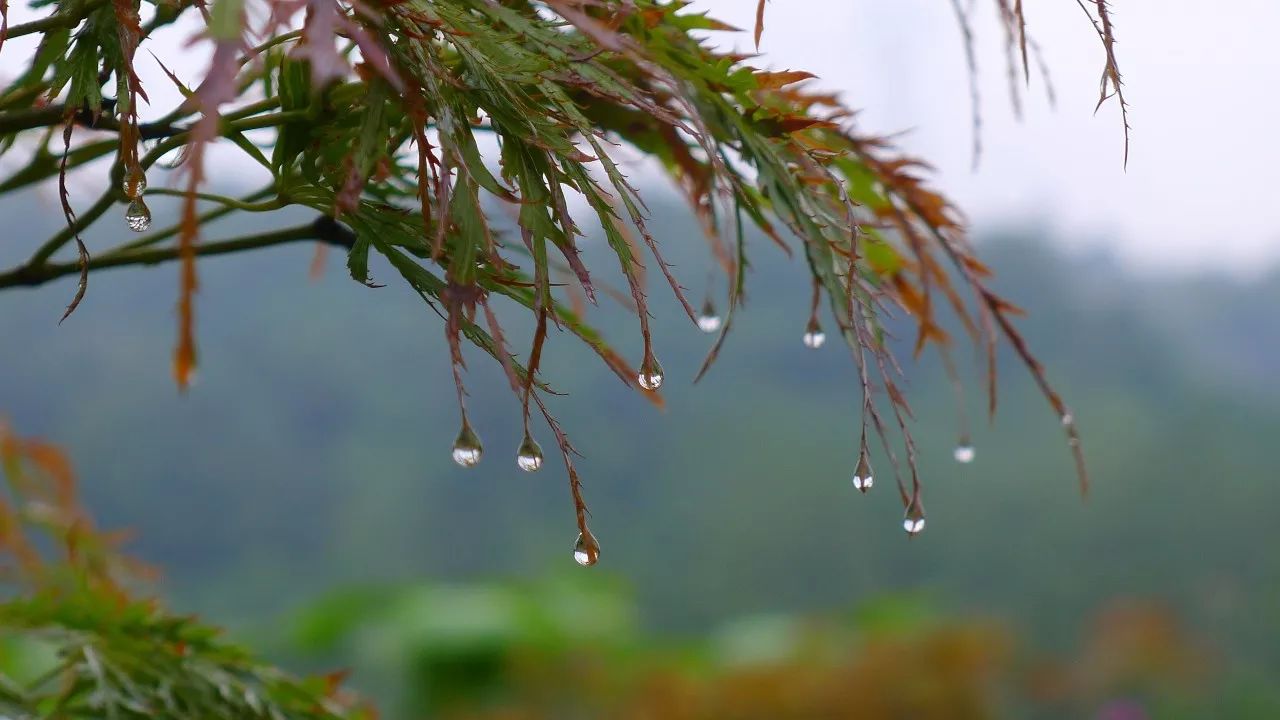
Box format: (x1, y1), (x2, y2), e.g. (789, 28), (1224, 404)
(3, 1), (1280, 718)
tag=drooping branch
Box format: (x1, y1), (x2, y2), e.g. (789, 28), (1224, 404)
(0, 216), (353, 290)
(0, 0), (1126, 546)
(1, 0), (109, 41)
(0, 103), (182, 138)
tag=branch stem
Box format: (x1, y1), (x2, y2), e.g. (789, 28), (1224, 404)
(143, 188), (285, 212)
(3, 0), (109, 41)
(115, 187), (276, 253)
(0, 219), (353, 290)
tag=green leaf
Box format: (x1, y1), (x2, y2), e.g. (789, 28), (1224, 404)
(208, 0), (244, 42)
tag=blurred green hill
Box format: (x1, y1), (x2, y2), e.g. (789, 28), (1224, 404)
(282, 577), (1215, 719)
(2, 191), (1280, 712)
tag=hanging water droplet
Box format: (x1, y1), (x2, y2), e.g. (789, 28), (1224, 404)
(903, 494), (926, 535)
(516, 433), (544, 472)
(697, 298), (721, 333)
(122, 166), (147, 199)
(451, 423), (483, 467)
(852, 454), (873, 493)
(573, 532), (599, 567)
(1061, 411), (1075, 427)
(124, 199), (152, 232)
(953, 443), (975, 464)
(637, 353), (664, 391)
(802, 322), (826, 349)
(903, 515), (927, 535)
(145, 137), (185, 170)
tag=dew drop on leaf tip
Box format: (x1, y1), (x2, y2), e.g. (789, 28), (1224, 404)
(122, 167), (147, 199)
(637, 355), (664, 391)
(697, 297), (721, 333)
(451, 424), (483, 468)
(852, 454), (873, 492)
(573, 533), (599, 567)
(124, 199), (152, 233)
(803, 328), (826, 349)
(515, 434), (543, 472)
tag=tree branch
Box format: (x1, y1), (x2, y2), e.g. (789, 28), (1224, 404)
(18, 110), (302, 270)
(2, 1), (109, 41)
(3, 0), (184, 44)
(0, 105), (183, 140)
(0, 217), (355, 290)
(0, 98), (284, 198)
(114, 186), (277, 254)
(143, 188), (285, 212)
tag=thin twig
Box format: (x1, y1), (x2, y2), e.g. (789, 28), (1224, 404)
(0, 219), (351, 289)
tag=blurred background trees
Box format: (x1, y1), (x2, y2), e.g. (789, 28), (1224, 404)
(0, 0), (1106, 552)
(5, 0), (1280, 718)
(6, 203), (1280, 716)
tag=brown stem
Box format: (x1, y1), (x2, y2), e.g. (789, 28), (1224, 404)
(0, 217), (354, 290)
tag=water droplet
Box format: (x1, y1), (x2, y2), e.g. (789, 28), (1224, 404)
(697, 298), (721, 333)
(145, 137), (186, 170)
(124, 199), (152, 232)
(1061, 411), (1074, 426)
(451, 423), (483, 467)
(516, 434), (544, 472)
(637, 354), (664, 391)
(903, 496), (926, 535)
(122, 167), (147, 199)
(802, 324), (826, 349)
(573, 532), (599, 566)
(852, 453), (873, 493)
(953, 444), (975, 464)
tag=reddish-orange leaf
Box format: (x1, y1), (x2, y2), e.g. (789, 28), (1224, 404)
(770, 116), (838, 135)
(754, 70), (816, 90)
(309, 244), (329, 280)
(754, 0), (767, 49)
(700, 16), (741, 32)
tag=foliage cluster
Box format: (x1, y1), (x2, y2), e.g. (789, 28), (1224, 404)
(0, 420), (373, 719)
(291, 578), (1206, 719)
(0, 0), (1125, 549)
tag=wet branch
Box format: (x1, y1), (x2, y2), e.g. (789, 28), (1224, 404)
(0, 104), (182, 139)
(2, 1), (109, 41)
(0, 216), (355, 290)
(0, 101), (296, 141)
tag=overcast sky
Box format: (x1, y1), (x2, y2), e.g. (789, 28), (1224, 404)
(698, 0), (1280, 275)
(5, 1), (1279, 275)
